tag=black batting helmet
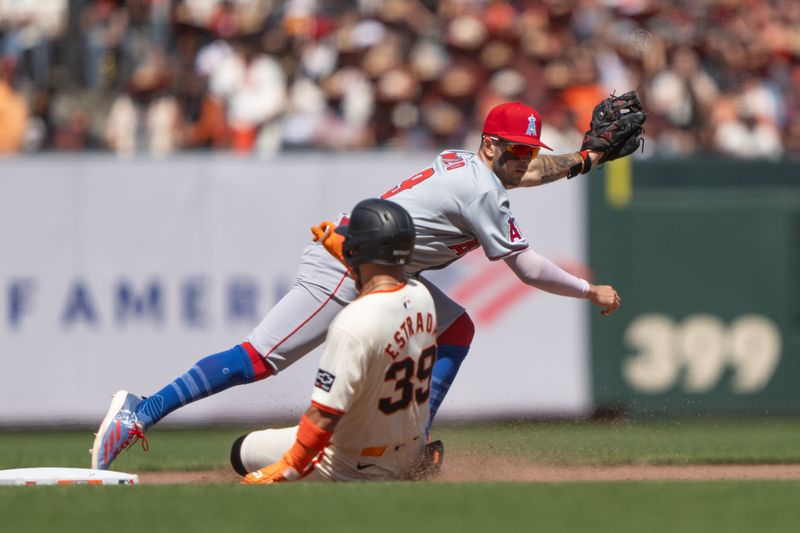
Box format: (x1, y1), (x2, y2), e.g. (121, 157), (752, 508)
(335, 198), (415, 268)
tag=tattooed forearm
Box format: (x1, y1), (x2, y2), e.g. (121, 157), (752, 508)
(520, 153), (582, 187)
(539, 153), (582, 182)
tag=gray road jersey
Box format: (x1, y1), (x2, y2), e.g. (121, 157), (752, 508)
(380, 150), (530, 274)
(249, 151), (519, 369)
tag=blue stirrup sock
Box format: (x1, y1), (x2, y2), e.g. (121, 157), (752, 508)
(134, 344), (263, 429)
(426, 313), (475, 436)
(426, 343), (470, 435)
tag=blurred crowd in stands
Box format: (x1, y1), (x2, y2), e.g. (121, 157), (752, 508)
(1, 0), (799, 158)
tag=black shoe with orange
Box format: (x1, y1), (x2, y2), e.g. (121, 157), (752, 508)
(408, 440), (444, 480)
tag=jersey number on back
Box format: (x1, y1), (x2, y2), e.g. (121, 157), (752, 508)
(381, 168), (434, 199)
(378, 345), (437, 415)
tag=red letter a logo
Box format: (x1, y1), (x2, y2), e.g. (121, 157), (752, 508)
(508, 218), (523, 242)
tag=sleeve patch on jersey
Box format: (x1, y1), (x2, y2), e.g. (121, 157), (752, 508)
(314, 369), (336, 392)
(447, 238), (479, 256)
(508, 217), (523, 242)
(441, 151), (466, 170)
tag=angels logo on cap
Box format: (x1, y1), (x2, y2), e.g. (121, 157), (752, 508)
(483, 102), (553, 150)
(526, 114), (537, 137)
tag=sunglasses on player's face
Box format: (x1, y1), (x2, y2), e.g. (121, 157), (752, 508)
(491, 137), (540, 159)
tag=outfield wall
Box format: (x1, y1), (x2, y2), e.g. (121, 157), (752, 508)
(0, 154), (590, 425)
(590, 158), (800, 416)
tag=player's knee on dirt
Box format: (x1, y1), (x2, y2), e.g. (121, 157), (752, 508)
(230, 434), (249, 476)
(229, 426), (300, 475)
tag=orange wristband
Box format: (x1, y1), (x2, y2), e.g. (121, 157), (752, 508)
(297, 414), (333, 451)
(284, 415), (333, 472)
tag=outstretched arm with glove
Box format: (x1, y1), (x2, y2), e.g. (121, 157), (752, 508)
(519, 90), (646, 187)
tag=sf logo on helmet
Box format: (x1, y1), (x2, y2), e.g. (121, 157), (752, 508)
(526, 114), (537, 137)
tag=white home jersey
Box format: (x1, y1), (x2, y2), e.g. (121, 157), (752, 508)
(309, 278), (438, 481)
(382, 150), (530, 273)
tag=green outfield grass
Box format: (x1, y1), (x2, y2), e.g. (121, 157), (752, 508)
(2, 418), (800, 472)
(436, 418), (800, 465)
(2, 420), (800, 533)
(1, 481), (799, 533)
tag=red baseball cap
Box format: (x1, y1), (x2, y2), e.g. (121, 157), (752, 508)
(482, 102), (553, 150)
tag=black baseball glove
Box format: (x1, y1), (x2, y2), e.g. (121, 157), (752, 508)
(581, 90), (646, 163)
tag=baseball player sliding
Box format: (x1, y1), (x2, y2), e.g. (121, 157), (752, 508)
(92, 94), (645, 471)
(232, 198), (439, 483)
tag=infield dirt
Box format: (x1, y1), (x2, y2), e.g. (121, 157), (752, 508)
(138, 451), (800, 484)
